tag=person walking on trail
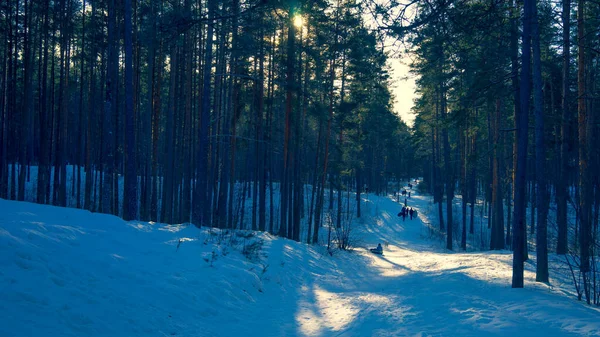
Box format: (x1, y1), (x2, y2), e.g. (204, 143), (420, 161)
(398, 208), (404, 219)
(404, 198), (408, 207)
(409, 207), (414, 220)
(408, 191), (411, 198)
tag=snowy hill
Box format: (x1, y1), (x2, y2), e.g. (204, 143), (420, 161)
(1, 191), (600, 337)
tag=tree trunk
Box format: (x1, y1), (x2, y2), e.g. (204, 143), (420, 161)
(150, 38), (163, 222)
(37, 0), (51, 205)
(257, 21), (266, 232)
(356, 168), (362, 218)
(532, 0), (548, 283)
(577, 0), (592, 304)
(469, 113), (478, 235)
(102, 0), (117, 214)
(556, 0), (571, 255)
(491, 99), (504, 250)
(441, 87), (453, 251)
(512, 0), (532, 288)
(194, 0), (215, 227)
(19, 0), (34, 202)
(123, 0), (137, 220)
(508, 0), (520, 251)
(161, 41), (177, 224)
(280, 10), (296, 238)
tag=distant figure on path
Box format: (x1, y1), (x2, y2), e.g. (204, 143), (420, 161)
(399, 206), (406, 218)
(370, 243), (383, 254)
(409, 208), (414, 220)
(408, 191), (411, 198)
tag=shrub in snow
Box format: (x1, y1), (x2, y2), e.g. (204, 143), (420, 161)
(242, 238), (264, 262)
(328, 210), (359, 251)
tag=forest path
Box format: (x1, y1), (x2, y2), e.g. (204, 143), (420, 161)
(2, 190), (600, 337)
(312, 185), (600, 336)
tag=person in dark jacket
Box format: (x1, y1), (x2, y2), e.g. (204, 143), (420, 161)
(370, 243), (383, 254)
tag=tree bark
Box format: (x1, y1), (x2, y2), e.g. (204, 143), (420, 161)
(123, 0), (138, 220)
(512, 0), (532, 288)
(556, 0), (571, 255)
(194, 0), (215, 227)
(577, 0), (592, 304)
(532, 0), (548, 283)
(280, 8), (296, 238)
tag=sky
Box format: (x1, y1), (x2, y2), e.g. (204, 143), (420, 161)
(388, 52), (417, 127)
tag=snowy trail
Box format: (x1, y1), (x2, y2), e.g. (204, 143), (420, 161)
(309, 186), (600, 336)
(2, 188), (600, 336)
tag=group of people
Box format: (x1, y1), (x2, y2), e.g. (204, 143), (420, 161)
(398, 205), (416, 221)
(400, 190), (411, 198)
(371, 181), (420, 255)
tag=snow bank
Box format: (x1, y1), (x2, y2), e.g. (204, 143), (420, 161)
(2, 195), (600, 337)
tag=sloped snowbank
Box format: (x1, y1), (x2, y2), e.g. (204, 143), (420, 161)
(2, 195), (600, 337)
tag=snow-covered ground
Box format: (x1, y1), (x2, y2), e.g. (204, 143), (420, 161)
(1, 187), (599, 337)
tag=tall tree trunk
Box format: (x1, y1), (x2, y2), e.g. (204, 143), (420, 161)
(461, 126), (468, 251)
(179, 0), (193, 224)
(123, 0), (137, 220)
(280, 9), (296, 238)
(469, 114), (478, 235)
(18, 0), (33, 202)
(217, 0), (235, 229)
(37, 0), (51, 205)
(9, 0), (19, 202)
(57, 0), (69, 207)
(556, 0), (571, 255)
(577, 0), (592, 304)
(441, 86), (453, 251)
(434, 123), (444, 230)
(103, 0), (117, 214)
(141, 0), (156, 221)
(161, 41), (177, 224)
(508, 0), (520, 250)
(194, 0), (215, 227)
(314, 28), (337, 244)
(257, 22), (267, 232)
(78, 0), (87, 209)
(512, 0), (532, 288)
(532, 0), (548, 283)
(151, 39), (163, 222)
(356, 167), (362, 218)
(491, 99), (504, 250)
(308, 122), (323, 242)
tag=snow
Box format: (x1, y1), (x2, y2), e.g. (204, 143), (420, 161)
(1, 186), (600, 336)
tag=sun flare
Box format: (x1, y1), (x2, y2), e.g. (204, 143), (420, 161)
(293, 15), (303, 29)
